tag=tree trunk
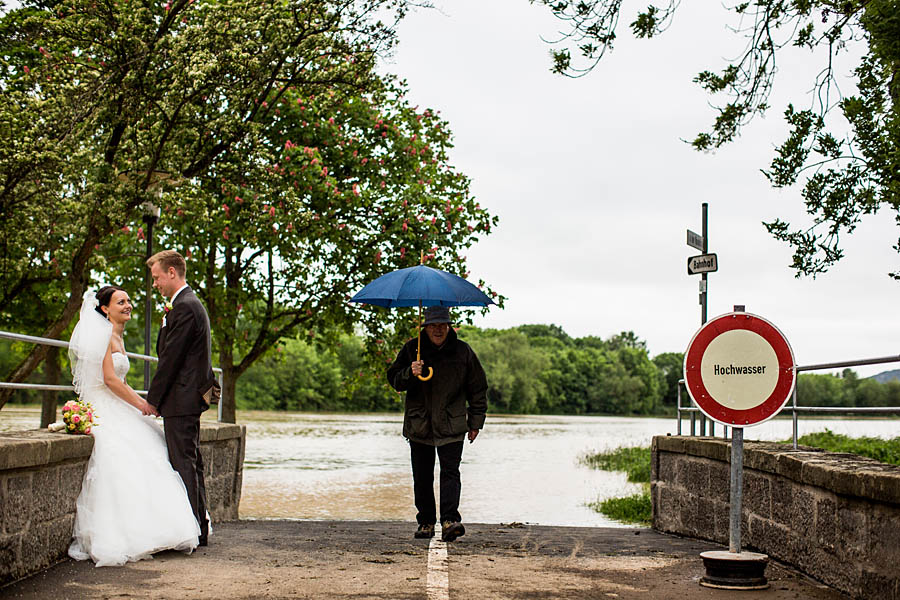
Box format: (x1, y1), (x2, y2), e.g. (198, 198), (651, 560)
(40, 346), (61, 429)
(220, 366), (237, 424)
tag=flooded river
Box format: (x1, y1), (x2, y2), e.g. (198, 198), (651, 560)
(2, 407), (897, 526)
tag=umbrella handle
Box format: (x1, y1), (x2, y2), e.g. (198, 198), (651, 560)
(417, 368), (433, 382)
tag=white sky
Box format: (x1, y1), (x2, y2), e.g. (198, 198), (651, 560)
(383, 1), (900, 377)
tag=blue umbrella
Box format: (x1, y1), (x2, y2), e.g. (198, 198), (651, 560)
(349, 262), (494, 380)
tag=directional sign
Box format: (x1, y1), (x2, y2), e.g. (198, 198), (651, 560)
(688, 253), (718, 275)
(687, 229), (704, 251)
(683, 312), (795, 427)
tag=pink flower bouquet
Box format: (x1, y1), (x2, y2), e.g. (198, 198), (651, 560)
(61, 399), (96, 435)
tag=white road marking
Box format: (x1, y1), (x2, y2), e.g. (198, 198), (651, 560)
(427, 537), (450, 600)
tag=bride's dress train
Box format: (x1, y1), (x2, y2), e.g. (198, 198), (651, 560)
(69, 352), (200, 567)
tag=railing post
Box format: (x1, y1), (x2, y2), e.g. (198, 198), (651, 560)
(676, 382), (682, 435)
(792, 385), (799, 449)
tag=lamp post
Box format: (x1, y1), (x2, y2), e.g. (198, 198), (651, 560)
(142, 200), (160, 390)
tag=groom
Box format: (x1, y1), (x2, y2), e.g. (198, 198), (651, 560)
(146, 250), (218, 546)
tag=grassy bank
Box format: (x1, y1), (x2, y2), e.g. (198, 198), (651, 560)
(794, 429), (900, 466)
(580, 446), (652, 526)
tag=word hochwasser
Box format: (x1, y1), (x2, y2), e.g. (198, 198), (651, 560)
(713, 364), (767, 375)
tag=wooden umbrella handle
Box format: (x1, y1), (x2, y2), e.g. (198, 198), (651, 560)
(416, 300), (434, 381)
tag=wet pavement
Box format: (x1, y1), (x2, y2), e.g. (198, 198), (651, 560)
(0, 520), (849, 599)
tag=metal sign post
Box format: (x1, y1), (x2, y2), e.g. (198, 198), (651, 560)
(683, 305), (797, 590)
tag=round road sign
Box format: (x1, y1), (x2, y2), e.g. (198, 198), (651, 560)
(684, 312), (795, 427)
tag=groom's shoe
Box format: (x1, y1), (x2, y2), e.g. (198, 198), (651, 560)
(198, 536), (208, 547)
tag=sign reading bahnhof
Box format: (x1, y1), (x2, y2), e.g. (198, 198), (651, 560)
(684, 312), (796, 427)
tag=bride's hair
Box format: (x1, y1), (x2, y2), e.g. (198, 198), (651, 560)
(95, 285), (126, 319)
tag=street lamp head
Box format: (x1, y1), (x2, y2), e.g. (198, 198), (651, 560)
(141, 200), (160, 223)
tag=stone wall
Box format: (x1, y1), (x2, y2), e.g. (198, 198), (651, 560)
(652, 435), (900, 600)
(0, 422), (245, 586)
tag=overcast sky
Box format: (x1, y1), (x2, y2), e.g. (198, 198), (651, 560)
(380, 1), (900, 377)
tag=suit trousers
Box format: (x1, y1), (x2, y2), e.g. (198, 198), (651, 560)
(163, 415), (209, 539)
(410, 440), (464, 526)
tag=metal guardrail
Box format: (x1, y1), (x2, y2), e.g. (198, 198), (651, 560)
(676, 354), (900, 447)
(0, 330), (224, 421)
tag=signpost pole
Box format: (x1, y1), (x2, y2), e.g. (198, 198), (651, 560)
(700, 203), (708, 435)
(701, 202), (708, 325)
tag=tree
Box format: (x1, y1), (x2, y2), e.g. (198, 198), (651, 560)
(0, 0), (419, 413)
(533, 1), (900, 278)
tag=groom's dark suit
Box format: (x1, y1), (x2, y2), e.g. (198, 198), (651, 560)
(147, 286), (216, 543)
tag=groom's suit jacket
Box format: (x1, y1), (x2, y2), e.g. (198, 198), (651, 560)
(147, 286), (216, 417)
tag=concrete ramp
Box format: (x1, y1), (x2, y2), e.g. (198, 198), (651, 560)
(1, 521), (848, 599)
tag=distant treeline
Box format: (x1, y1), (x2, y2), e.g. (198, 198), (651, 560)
(2, 325), (899, 415)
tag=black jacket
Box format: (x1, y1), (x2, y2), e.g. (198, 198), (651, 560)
(147, 287), (216, 417)
(387, 328), (488, 445)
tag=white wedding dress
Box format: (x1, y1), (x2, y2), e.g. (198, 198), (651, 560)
(68, 352), (200, 567)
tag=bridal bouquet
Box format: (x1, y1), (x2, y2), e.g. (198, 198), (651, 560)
(59, 399), (95, 434)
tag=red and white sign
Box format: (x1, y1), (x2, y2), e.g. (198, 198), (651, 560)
(684, 312), (796, 427)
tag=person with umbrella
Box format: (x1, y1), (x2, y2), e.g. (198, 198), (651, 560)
(386, 305), (488, 542)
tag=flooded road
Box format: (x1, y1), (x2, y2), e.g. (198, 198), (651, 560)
(2, 407), (897, 526)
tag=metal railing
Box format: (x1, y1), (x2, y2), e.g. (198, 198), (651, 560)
(0, 330), (225, 422)
(676, 353), (900, 447)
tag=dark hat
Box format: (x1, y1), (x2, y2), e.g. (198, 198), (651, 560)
(422, 306), (451, 326)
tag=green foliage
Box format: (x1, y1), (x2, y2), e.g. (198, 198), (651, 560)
(534, 0), (900, 280)
(794, 429), (900, 466)
(589, 491), (652, 526)
(580, 445), (650, 483)
(235, 334), (398, 412)
(796, 371), (900, 409)
(652, 351), (683, 410)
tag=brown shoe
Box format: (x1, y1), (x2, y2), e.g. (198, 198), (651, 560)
(441, 521), (465, 542)
(414, 523), (435, 539)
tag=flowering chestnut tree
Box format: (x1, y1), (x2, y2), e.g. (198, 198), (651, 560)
(139, 76), (500, 422)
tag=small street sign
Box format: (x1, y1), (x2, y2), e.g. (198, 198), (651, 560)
(687, 253), (718, 275)
(687, 229), (704, 251)
(683, 312), (795, 427)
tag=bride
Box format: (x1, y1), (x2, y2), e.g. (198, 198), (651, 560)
(67, 286), (200, 566)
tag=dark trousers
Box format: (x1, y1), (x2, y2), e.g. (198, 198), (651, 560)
(164, 415), (209, 539)
(410, 440), (464, 525)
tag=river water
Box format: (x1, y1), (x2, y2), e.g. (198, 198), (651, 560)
(2, 408), (897, 527)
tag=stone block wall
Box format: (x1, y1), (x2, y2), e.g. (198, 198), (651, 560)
(0, 422), (245, 586)
(651, 435), (900, 600)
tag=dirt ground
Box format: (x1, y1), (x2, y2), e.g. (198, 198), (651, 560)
(0, 521), (849, 599)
